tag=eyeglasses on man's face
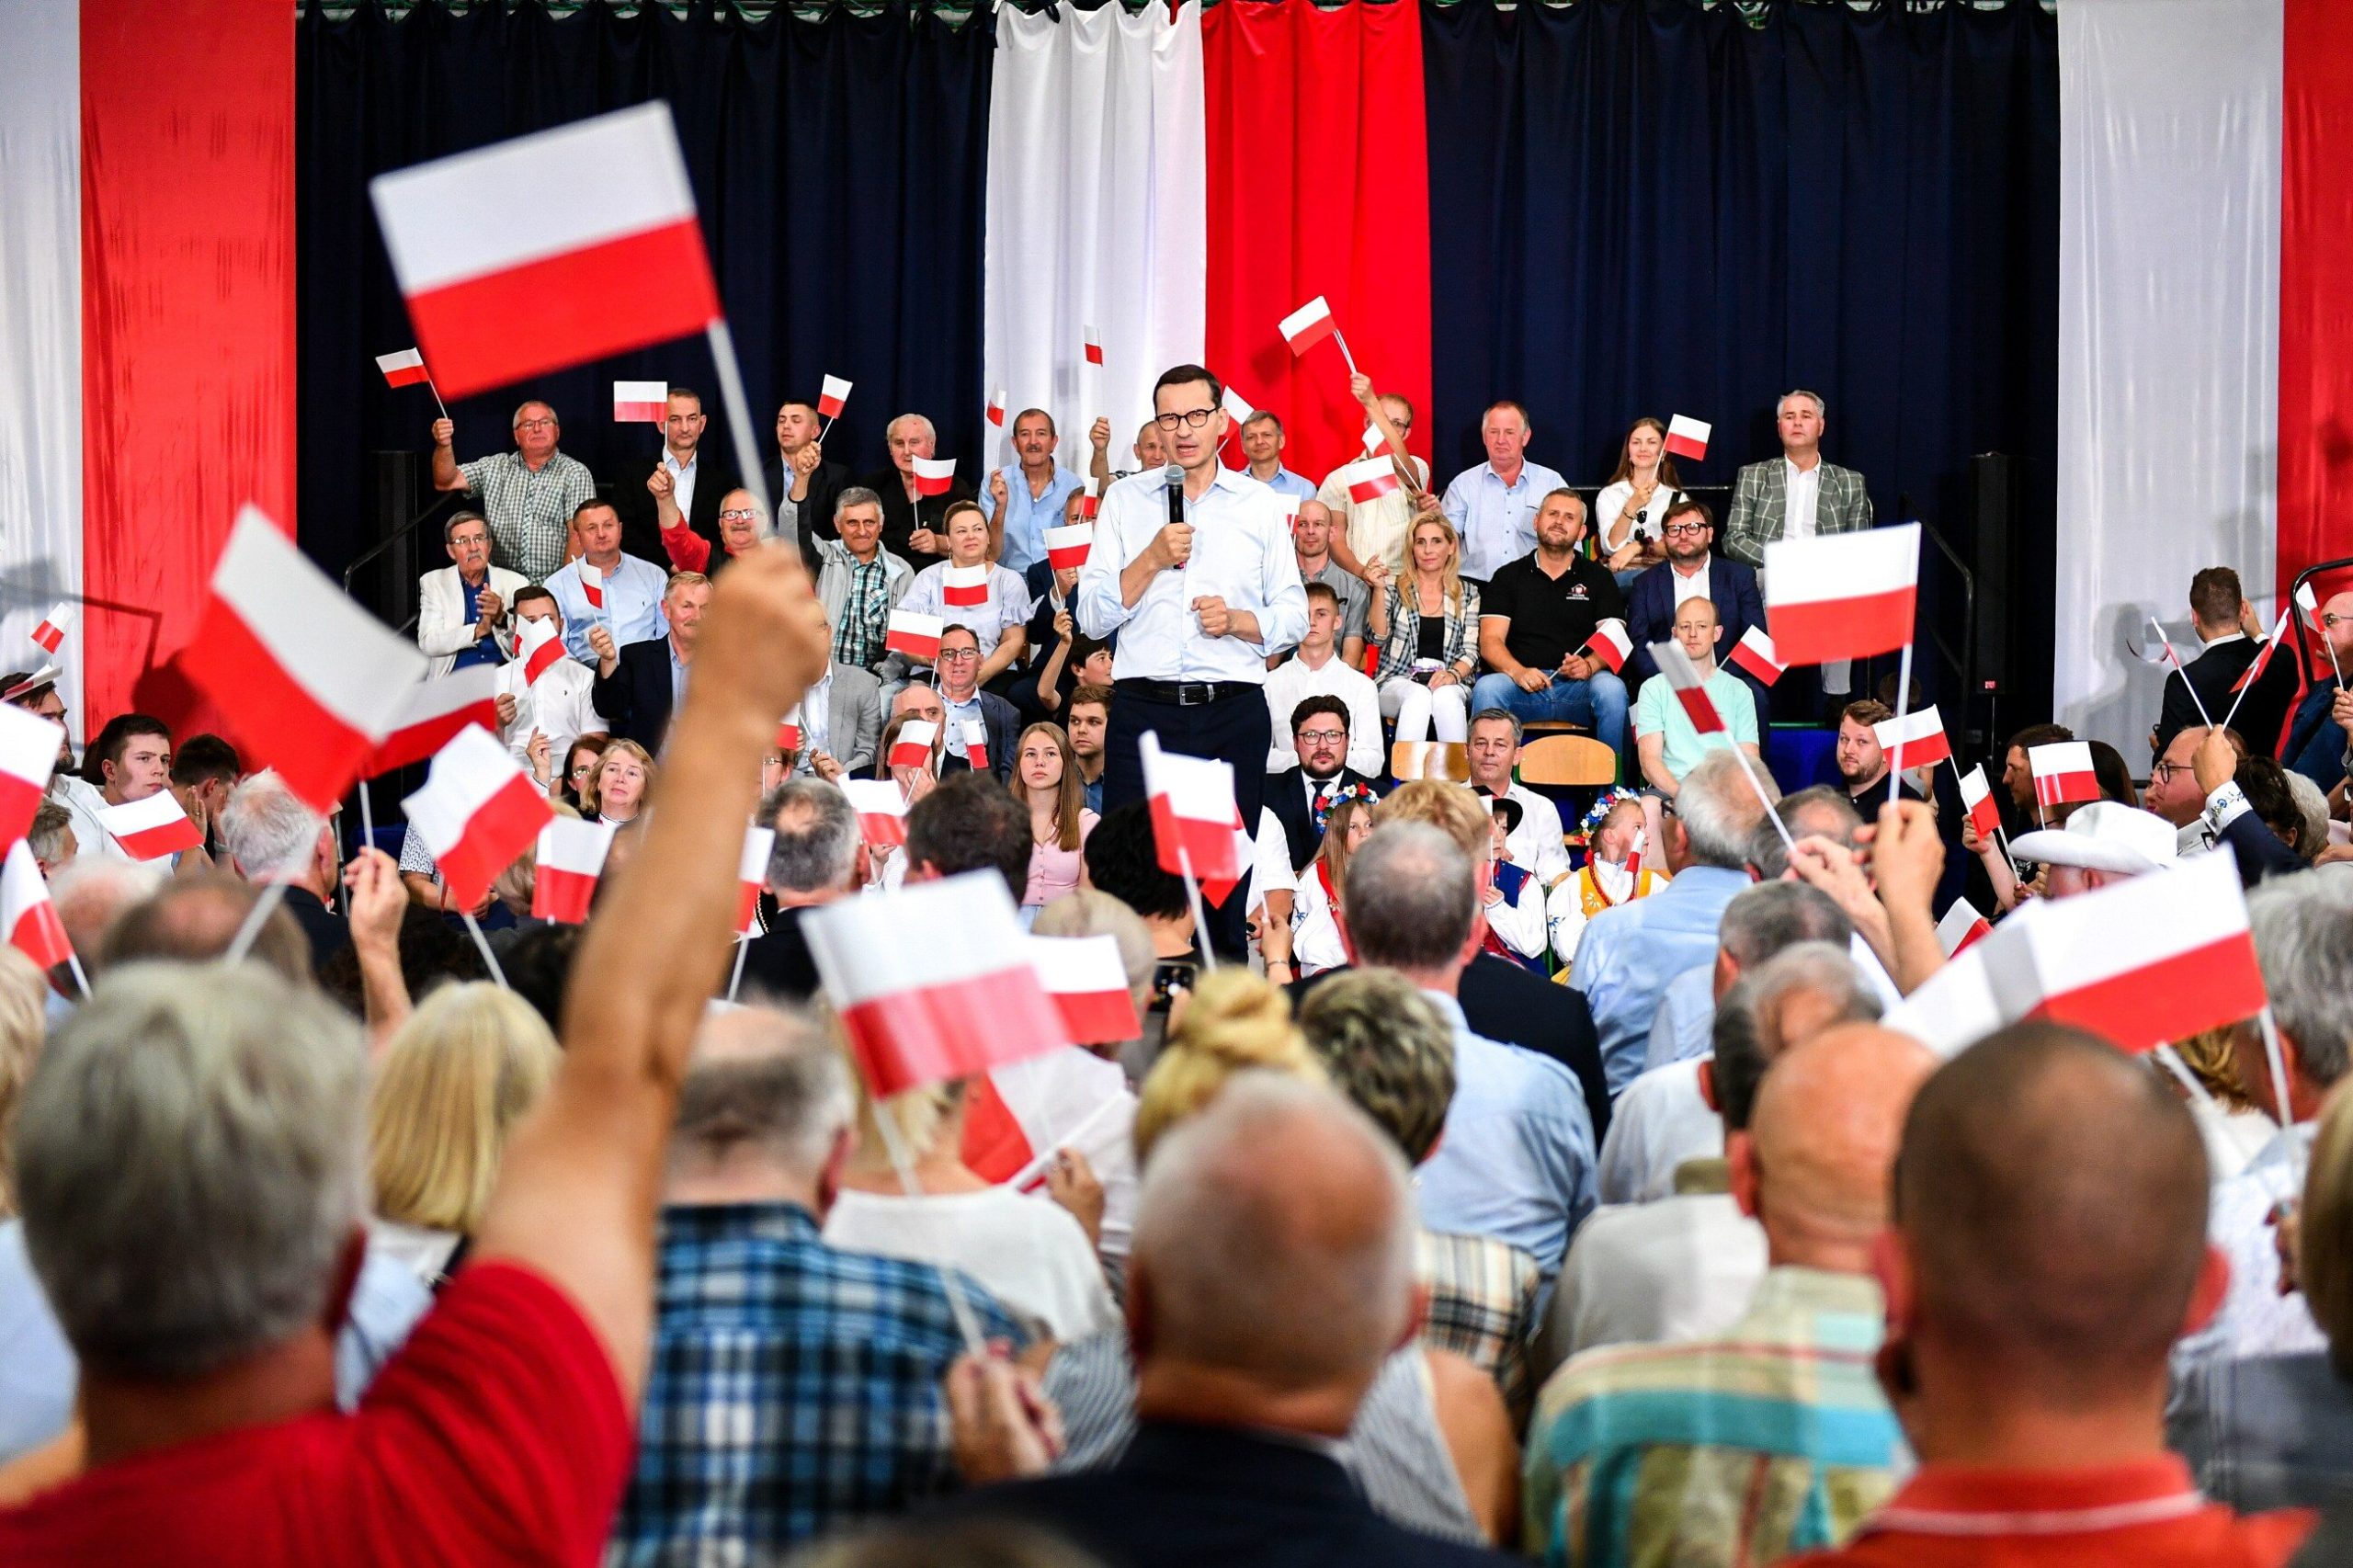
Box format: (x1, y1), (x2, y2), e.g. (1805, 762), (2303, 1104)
(1295, 728), (1347, 746)
(1663, 522), (1708, 538)
(938, 646), (982, 663)
(1153, 407), (1216, 431)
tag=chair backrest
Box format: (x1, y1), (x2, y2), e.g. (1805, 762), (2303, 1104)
(1517, 734), (1618, 787)
(1391, 740), (1471, 783)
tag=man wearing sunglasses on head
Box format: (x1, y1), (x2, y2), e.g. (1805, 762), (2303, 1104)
(1623, 497), (1769, 720)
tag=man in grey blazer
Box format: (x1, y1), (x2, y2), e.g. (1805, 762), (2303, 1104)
(416, 509), (529, 678)
(1721, 391), (1874, 568)
(793, 609), (884, 780)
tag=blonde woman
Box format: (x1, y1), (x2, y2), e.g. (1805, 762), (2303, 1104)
(1012, 722), (1098, 916)
(1131, 970), (1325, 1162)
(366, 983), (561, 1285)
(1366, 516), (1481, 745)
(585, 738), (655, 826)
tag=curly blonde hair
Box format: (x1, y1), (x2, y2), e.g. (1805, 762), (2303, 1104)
(1132, 970), (1324, 1164)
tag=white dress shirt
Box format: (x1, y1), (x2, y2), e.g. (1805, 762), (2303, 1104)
(1783, 456), (1822, 540)
(1538, 1191), (1767, 1376)
(495, 656), (608, 769)
(1078, 466), (1306, 685)
(1594, 1055), (1720, 1206)
(1503, 782), (1570, 885)
(1593, 482), (1689, 553)
(796, 667), (835, 767)
(662, 448), (699, 523)
(1264, 652), (1383, 776)
(900, 561), (1034, 656)
(1660, 559), (1711, 616)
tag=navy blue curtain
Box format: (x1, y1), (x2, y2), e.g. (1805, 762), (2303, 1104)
(1421, 0), (2059, 722)
(297, 0), (994, 582)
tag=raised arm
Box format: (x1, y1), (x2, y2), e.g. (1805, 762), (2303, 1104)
(470, 544), (830, 1403)
(431, 417), (465, 493)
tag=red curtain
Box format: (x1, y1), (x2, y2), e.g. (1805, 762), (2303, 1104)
(2277, 0), (2353, 605)
(82, 0), (294, 736)
(1202, 0), (1432, 489)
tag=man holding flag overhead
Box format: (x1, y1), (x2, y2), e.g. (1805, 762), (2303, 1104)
(429, 402), (597, 584)
(2152, 566), (2301, 760)
(1078, 364), (1305, 960)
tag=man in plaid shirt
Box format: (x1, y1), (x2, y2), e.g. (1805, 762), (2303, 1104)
(608, 1005), (1024, 1562)
(430, 401), (597, 583)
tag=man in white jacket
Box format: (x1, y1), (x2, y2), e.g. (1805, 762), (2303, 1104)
(416, 509), (526, 678)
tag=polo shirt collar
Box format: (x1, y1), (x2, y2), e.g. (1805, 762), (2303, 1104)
(1860, 1455), (2206, 1539)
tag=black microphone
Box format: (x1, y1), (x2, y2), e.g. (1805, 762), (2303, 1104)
(1163, 462), (1186, 529)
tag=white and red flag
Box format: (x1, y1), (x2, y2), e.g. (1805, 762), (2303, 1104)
(2, 843), (71, 972)
(185, 506), (428, 813)
(986, 389), (1007, 428)
(802, 870), (1072, 1098)
(400, 726), (553, 909)
(0, 704), (63, 852)
(818, 374), (852, 420)
(1337, 455), (1401, 506)
(2296, 581), (2321, 628)
(2229, 607), (2294, 693)
(1279, 295), (1339, 355)
(2029, 741), (2100, 810)
(1957, 763), (2002, 840)
(889, 719), (938, 770)
(912, 456), (957, 498)
(369, 104), (720, 399)
(1664, 415), (1711, 461)
(1082, 325), (1104, 367)
(1026, 934), (1141, 1046)
(841, 778), (910, 846)
(941, 564), (991, 608)
(577, 560), (605, 611)
(518, 614), (568, 685)
(737, 824), (775, 936)
(2, 666), (58, 704)
(1873, 704), (1952, 772)
(1937, 896), (1993, 958)
(1583, 619), (1631, 674)
(1078, 493), (1099, 520)
(963, 1044), (1131, 1191)
(612, 380), (667, 424)
(1727, 626), (1786, 687)
(885, 610), (943, 662)
(1763, 523), (1921, 665)
(97, 791), (203, 863)
(29, 602), (73, 655)
(1221, 384), (1255, 426)
(1648, 640), (1727, 734)
(1044, 524), (1093, 574)
(374, 348), (430, 388)
(960, 719), (990, 775)
(1141, 731), (1245, 903)
(776, 705), (802, 754)
(364, 666), (501, 778)
(530, 817), (615, 924)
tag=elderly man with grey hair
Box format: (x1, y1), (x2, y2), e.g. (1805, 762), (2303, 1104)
(608, 1005), (1022, 1561)
(1573, 747), (1780, 1096)
(814, 484), (915, 679)
(217, 767), (347, 975)
(861, 411), (972, 561)
(736, 778), (863, 1004)
(1344, 820), (1596, 1290)
(946, 1074), (1514, 1567)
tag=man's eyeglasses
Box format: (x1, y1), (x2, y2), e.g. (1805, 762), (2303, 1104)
(1153, 408), (1217, 431)
(514, 417), (556, 430)
(938, 647), (982, 663)
(718, 508), (762, 523)
(1295, 728), (1347, 746)
(2151, 760), (2188, 784)
(1662, 522), (1708, 538)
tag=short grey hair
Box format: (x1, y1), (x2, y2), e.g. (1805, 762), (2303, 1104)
(2284, 772), (2331, 863)
(1748, 786), (1864, 879)
(670, 1006), (854, 1176)
(1678, 749), (1778, 869)
(885, 413), (937, 446)
(2249, 876), (2353, 1087)
(15, 962), (366, 1377)
(1342, 823), (1477, 973)
(1468, 708), (1523, 746)
(48, 857), (166, 961)
(511, 400), (558, 428)
(27, 800), (72, 864)
(1779, 389), (1826, 419)
(1719, 881), (1854, 970)
(835, 485), (884, 523)
(1748, 940), (1881, 1046)
(761, 778), (858, 895)
(219, 769), (322, 879)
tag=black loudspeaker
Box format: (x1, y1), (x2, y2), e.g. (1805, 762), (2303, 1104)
(1971, 453), (2012, 695)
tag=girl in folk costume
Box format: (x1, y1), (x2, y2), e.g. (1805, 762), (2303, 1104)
(1475, 792), (1550, 972)
(1547, 790), (1670, 973)
(1284, 794), (1375, 977)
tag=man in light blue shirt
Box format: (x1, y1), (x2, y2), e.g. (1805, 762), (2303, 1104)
(1236, 410), (1317, 500)
(979, 408), (1085, 578)
(1440, 400), (1568, 585)
(543, 498), (670, 664)
(1643, 880), (1858, 1074)
(1573, 748), (1777, 1096)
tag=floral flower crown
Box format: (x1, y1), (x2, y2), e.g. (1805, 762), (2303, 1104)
(1573, 787), (1644, 844)
(1313, 780), (1381, 835)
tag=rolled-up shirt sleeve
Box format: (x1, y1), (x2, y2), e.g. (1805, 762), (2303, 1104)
(1074, 486), (1139, 641)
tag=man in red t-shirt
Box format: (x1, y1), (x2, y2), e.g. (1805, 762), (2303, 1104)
(0, 546), (833, 1564)
(1790, 1022), (2314, 1568)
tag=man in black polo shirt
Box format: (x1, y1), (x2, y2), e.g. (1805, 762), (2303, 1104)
(1470, 488), (1631, 766)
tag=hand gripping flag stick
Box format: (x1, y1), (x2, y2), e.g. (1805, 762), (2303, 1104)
(2217, 602), (2297, 740)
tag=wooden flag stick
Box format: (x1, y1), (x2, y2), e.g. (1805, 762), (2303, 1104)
(2217, 604), (2295, 739)
(2148, 616), (2217, 732)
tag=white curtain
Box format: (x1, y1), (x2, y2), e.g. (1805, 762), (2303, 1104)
(0, 1), (83, 727)
(983, 4), (1205, 483)
(2056, 0), (2282, 756)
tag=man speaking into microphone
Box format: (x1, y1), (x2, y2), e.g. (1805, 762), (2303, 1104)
(1078, 362), (1307, 956)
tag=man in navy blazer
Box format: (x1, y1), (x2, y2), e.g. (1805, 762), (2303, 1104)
(587, 572), (710, 754)
(1624, 496), (1768, 722)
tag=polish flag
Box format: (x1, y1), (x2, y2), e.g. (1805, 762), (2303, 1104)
(842, 778), (910, 846)
(613, 380), (668, 424)
(1, 666), (58, 704)
(1937, 897), (1993, 958)
(941, 563), (991, 608)
(1078, 494), (1099, 520)
(2229, 605), (2294, 693)
(1583, 619), (1631, 674)
(986, 389), (1007, 428)
(96, 791), (203, 862)
(1362, 424), (1385, 456)
(1, 844), (71, 972)
(530, 817), (615, 924)
(1727, 626), (1787, 687)
(1958, 763), (2002, 840)
(1338, 456), (1401, 506)
(1663, 415), (1711, 461)
(375, 348), (430, 388)
(737, 825), (776, 936)
(1221, 384), (1255, 426)
(363, 665), (502, 778)
(1763, 523), (1921, 665)
(518, 615), (567, 685)
(818, 374), (853, 420)
(0, 704), (63, 852)
(2029, 741), (2100, 810)
(776, 705), (802, 754)
(369, 104), (720, 399)
(29, 602), (74, 655)
(889, 719), (938, 770)
(964, 1045), (1131, 1190)
(885, 610), (943, 662)
(2296, 581), (2321, 628)
(1044, 524), (1094, 574)
(802, 870), (1073, 1097)
(1028, 934), (1142, 1046)
(1142, 732), (1245, 903)
(577, 560), (605, 610)
(1648, 640), (1726, 734)
(1279, 295), (1339, 355)
(1873, 704), (1952, 772)
(1083, 326), (1104, 367)
(960, 719), (990, 775)
(185, 506), (428, 813)
(400, 726), (554, 908)
(912, 456), (957, 497)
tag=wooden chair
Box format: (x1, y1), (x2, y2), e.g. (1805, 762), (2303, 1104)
(1517, 734), (1619, 787)
(1520, 720), (1592, 737)
(1391, 739), (1471, 783)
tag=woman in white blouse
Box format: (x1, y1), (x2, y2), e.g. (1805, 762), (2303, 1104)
(1287, 796), (1375, 976)
(895, 500), (1030, 693)
(1592, 417), (1689, 589)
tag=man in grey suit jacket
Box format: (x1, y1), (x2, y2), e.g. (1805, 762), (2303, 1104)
(1721, 391), (1874, 567)
(794, 609), (885, 779)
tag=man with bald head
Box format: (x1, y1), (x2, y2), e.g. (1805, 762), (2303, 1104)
(1793, 1022), (2312, 1566)
(1286, 498), (1369, 667)
(951, 1074), (1510, 1566)
(1529, 1024), (1931, 1565)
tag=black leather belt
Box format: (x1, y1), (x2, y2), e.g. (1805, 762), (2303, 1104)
(1114, 677), (1255, 708)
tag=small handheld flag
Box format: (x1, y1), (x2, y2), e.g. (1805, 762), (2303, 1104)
(818, 374), (852, 421)
(0, 704), (63, 854)
(518, 615), (567, 685)
(738, 825), (776, 936)
(960, 719), (990, 775)
(2, 843), (73, 972)
(364, 666), (503, 778)
(1763, 524), (1921, 665)
(889, 720), (938, 770)
(1279, 296), (1338, 356)
(2029, 741), (2100, 811)
(1957, 764), (2002, 840)
(986, 389), (1007, 428)
(1649, 640), (1725, 735)
(1141, 732), (1245, 904)
(29, 603), (74, 656)
(1083, 326), (1104, 368)
(941, 564), (991, 608)
(1727, 626), (1786, 687)
(1044, 525), (1094, 574)
(375, 348), (430, 388)
(401, 727), (553, 908)
(885, 610), (943, 662)
(531, 818), (615, 924)
(97, 792), (205, 863)
(842, 778), (910, 846)
(1873, 704), (1952, 773)
(912, 456), (957, 498)
(1583, 619), (1631, 674)
(613, 381), (668, 424)
(1663, 415), (1711, 461)
(1338, 456), (1401, 506)
(1937, 897), (1993, 958)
